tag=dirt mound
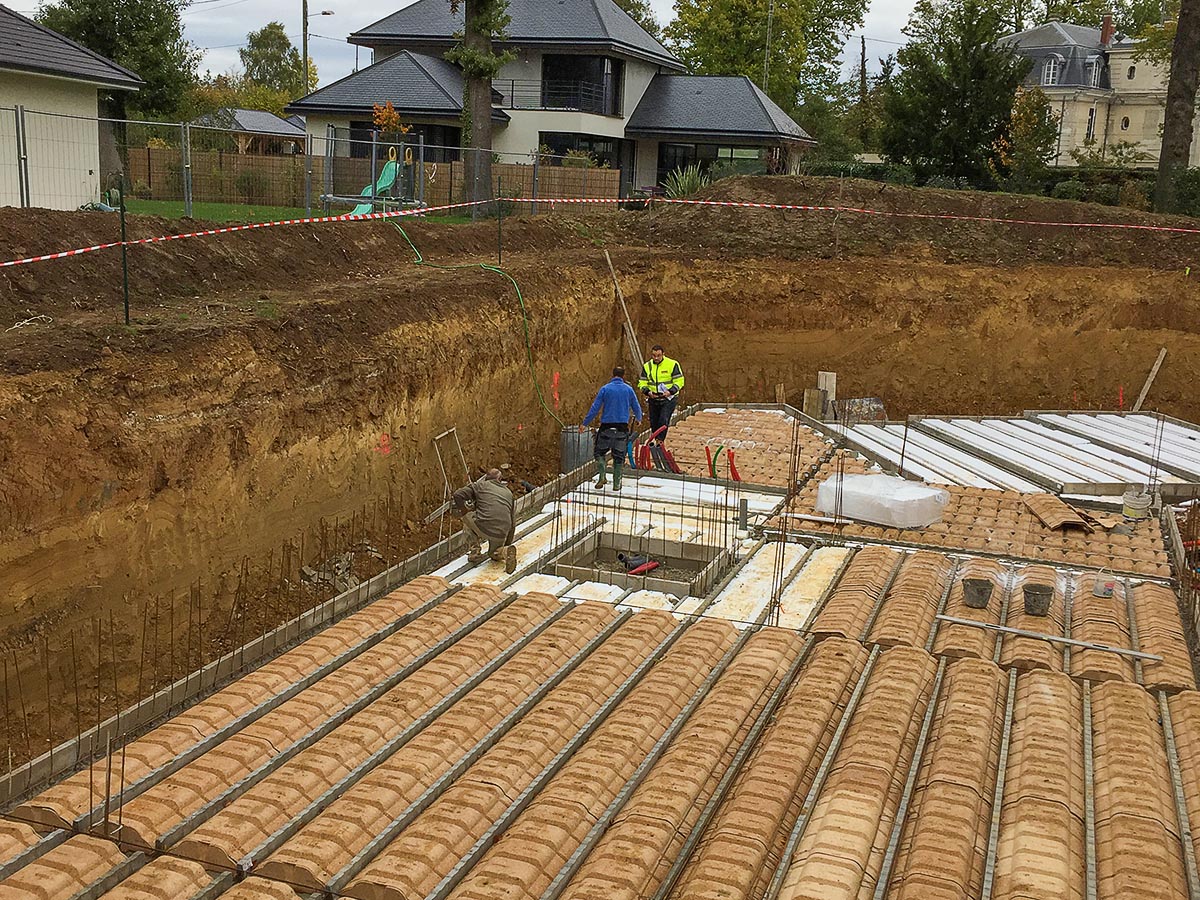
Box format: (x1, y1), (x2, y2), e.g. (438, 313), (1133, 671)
(628, 175), (1200, 268)
(0, 207), (572, 323)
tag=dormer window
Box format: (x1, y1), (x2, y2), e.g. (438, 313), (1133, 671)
(1085, 56), (1102, 87)
(1042, 55), (1063, 86)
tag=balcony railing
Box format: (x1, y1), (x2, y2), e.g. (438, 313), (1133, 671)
(491, 79), (620, 116)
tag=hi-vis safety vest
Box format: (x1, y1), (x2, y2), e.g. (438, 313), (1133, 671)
(639, 356), (685, 397)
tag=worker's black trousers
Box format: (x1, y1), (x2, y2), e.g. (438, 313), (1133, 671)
(648, 397), (677, 443)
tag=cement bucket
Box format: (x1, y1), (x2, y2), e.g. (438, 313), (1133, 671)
(1023, 583), (1053, 617)
(560, 426), (593, 474)
(963, 578), (993, 610)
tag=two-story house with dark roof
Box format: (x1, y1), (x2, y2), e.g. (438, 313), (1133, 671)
(1003, 15), (1183, 167)
(287, 0), (813, 193)
(0, 4), (142, 209)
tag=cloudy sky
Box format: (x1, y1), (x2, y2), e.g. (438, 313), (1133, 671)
(15, 0), (913, 86)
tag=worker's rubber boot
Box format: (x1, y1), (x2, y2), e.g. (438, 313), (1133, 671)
(505, 544), (517, 574)
(466, 544), (485, 564)
(612, 460), (623, 492)
(595, 457), (608, 490)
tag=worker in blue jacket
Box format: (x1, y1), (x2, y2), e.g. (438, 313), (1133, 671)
(583, 366), (642, 492)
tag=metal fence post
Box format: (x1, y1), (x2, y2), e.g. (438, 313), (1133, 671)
(14, 105), (30, 208)
(180, 123), (193, 217)
(304, 139), (312, 215)
(324, 124), (334, 213)
(531, 153), (539, 216)
(370, 130), (378, 211)
(418, 134), (425, 207)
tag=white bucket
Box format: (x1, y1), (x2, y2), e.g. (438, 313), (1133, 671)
(1122, 488), (1152, 520)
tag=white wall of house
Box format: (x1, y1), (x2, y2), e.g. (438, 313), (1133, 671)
(0, 70), (101, 210)
(623, 59), (659, 118)
(496, 48), (542, 85)
(1108, 47), (1166, 93)
(493, 110), (624, 156)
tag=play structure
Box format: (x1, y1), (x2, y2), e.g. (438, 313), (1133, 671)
(324, 144), (426, 215)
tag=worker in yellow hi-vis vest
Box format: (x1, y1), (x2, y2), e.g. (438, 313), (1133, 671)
(638, 345), (685, 444)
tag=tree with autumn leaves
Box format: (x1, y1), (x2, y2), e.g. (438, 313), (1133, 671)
(990, 87), (1060, 188)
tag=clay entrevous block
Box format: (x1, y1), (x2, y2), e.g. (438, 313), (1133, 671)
(674, 639), (866, 900)
(0, 834), (125, 900)
(12, 577), (448, 831)
(260, 614), (676, 897)
(111, 587), (500, 850)
(363, 620), (735, 900)
(173, 594), (565, 869)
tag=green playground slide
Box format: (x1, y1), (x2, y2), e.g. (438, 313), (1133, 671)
(351, 159), (400, 215)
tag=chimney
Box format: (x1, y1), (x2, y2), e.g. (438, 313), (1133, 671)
(1101, 13), (1114, 46)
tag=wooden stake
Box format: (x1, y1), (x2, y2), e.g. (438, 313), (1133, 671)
(604, 250), (643, 372)
(1133, 347), (1168, 412)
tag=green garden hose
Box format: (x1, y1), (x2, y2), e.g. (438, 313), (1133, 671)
(391, 220), (565, 429)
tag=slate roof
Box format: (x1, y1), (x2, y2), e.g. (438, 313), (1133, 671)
(287, 50), (509, 121)
(0, 4), (141, 90)
(352, 0), (683, 70)
(193, 108), (306, 137)
(1001, 22), (1110, 90)
(625, 75), (814, 143)
(1001, 21), (1102, 49)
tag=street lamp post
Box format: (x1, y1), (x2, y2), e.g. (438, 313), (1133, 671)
(302, 4), (334, 92)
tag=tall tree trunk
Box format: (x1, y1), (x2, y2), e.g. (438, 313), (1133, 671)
(1154, 0), (1200, 212)
(462, 0), (495, 209)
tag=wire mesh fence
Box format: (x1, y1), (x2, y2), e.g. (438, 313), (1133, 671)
(0, 106), (20, 208)
(2, 106), (627, 221)
(315, 126), (623, 217)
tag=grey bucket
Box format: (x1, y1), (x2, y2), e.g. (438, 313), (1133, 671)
(963, 578), (993, 610)
(560, 426), (593, 474)
(1023, 583), (1054, 617)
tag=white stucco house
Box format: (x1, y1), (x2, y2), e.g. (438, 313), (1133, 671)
(287, 0), (814, 193)
(0, 4), (142, 210)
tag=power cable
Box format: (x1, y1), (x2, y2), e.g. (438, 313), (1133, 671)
(389, 220), (566, 430)
(182, 0), (254, 15)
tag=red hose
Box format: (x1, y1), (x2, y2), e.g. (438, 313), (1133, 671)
(628, 561), (660, 576)
(664, 448), (681, 474)
(728, 449), (742, 482)
(705, 445), (714, 477)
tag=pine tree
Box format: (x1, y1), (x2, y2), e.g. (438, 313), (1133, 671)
(881, 0), (1031, 183)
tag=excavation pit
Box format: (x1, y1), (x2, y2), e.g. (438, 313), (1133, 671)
(551, 531), (729, 597)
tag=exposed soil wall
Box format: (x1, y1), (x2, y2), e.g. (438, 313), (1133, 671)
(635, 257), (1200, 417)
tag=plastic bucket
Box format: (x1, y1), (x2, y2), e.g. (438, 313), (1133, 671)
(1023, 583), (1053, 617)
(963, 578), (993, 610)
(1122, 488), (1152, 520)
(560, 426), (593, 474)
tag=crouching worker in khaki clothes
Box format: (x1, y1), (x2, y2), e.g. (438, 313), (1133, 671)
(453, 469), (517, 573)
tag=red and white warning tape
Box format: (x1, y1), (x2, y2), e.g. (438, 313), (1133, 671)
(0, 199), (492, 269)
(3, 194), (1199, 270)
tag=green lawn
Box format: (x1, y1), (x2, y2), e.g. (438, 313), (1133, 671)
(125, 199), (480, 226)
(125, 199), (312, 223)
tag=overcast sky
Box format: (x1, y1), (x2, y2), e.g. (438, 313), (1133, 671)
(24, 0), (914, 87)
